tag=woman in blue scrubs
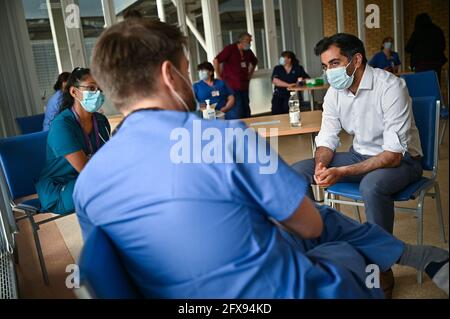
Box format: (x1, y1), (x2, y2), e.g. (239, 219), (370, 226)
(193, 62), (235, 119)
(35, 67), (110, 215)
(369, 36), (401, 73)
(271, 51), (310, 115)
(43, 72), (71, 131)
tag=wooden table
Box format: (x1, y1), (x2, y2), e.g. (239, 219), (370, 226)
(288, 84), (330, 111)
(107, 111), (323, 155)
(242, 111), (322, 155)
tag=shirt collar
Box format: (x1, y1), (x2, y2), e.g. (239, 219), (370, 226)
(346, 64), (373, 96)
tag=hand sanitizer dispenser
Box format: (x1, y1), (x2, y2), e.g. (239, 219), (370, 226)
(203, 100), (216, 120)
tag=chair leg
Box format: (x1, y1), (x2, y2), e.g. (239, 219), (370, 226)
(330, 194), (336, 209)
(27, 213), (50, 285)
(433, 183), (447, 243)
(439, 119), (447, 145)
(416, 192), (425, 285)
(354, 202), (362, 223)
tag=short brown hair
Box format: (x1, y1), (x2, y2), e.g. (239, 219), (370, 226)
(91, 19), (187, 111)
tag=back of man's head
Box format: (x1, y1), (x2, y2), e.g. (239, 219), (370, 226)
(91, 19), (187, 111)
(314, 33), (368, 64)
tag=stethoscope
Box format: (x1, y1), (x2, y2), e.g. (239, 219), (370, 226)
(71, 107), (111, 154)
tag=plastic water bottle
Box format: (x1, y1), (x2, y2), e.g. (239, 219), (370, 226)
(202, 99), (216, 120)
(289, 91), (301, 127)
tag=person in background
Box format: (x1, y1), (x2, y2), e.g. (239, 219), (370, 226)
(35, 67), (110, 215)
(406, 13), (447, 84)
(369, 37), (401, 74)
(193, 62), (235, 118)
(73, 19), (449, 299)
(271, 51), (310, 115)
(213, 32), (258, 119)
(43, 72), (70, 131)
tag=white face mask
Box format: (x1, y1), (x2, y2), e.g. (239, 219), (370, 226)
(325, 59), (358, 91)
(199, 70), (209, 81)
(171, 64), (196, 112)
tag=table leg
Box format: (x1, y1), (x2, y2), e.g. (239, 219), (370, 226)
(310, 91), (314, 111)
(310, 133), (316, 156)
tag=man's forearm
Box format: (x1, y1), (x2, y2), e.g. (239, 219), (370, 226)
(342, 151), (402, 176)
(213, 60), (222, 78)
(314, 146), (334, 167)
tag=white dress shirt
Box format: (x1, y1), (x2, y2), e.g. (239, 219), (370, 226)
(315, 65), (423, 157)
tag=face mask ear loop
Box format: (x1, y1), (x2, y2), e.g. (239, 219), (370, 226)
(171, 64), (194, 112)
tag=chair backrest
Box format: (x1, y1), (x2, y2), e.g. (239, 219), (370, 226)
(401, 71), (443, 104)
(77, 227), (141, 299)
(0, 131), (48, 200)
(15, 113), (45, 135)
(411, 96), (439, 172)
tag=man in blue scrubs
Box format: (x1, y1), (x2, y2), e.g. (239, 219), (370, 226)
(74, 19), (449, 299)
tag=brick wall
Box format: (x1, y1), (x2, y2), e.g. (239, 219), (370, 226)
(322, 0), (338, 36)
(321, 0), (448, 70)
(343, 0), (358, 35)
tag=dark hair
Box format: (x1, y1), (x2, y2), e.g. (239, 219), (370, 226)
(91, 19), (187, 111)
(314, 33), (367, 64)
(281, 51), (299, 66)
(237, 32), (252, 42)
(124, 9), (143, 19)
(415, 13), (432, 30)
(197, 62), (214, 72)
(59, 67), (91, 113)
(53, 72), (70, 91)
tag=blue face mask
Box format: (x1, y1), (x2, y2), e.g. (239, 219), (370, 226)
(325, 59), (358, 91)
(199, 70), (209, 81)
(77, 89), (105, 113)
(279, 57), (286, 66)
(384, 42), (392, 50)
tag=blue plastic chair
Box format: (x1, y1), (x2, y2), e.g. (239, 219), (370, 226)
(77, 227), (142, 299)
(15, 113), (45, 135)
(324, 96), (446, 284)
(401, 71), (448, 145)
(0, 131), (74, 285)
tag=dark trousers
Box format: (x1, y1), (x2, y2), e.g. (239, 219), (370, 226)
(227, 90), (250, 119)
(291, 147), (423, 234)
(271, 93), (289, 115)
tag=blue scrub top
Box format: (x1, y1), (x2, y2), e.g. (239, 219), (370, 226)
(36, 108), (110, 214)
(369, 51), (401, 70)
(43, 90), (63, 131)
(272, 64), (310, 96)
(74, 110), (382, 299)
(193, 79), (233, 110)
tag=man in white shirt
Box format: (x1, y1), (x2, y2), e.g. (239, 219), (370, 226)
(293, 33), (423, 235)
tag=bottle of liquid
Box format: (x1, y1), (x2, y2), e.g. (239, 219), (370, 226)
(203, 99), (216, 120)
(288, 92), (301, 127)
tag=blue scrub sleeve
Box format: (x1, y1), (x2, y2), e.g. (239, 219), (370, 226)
(394, 52), (401, 65)
(226, 121), (308, 222)
(48, 119), (83, 157)
(222, 81), (234, 97)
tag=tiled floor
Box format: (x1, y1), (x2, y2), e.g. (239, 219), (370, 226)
(16, 123), (449, 299)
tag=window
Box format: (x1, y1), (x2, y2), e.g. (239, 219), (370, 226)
(219, 0), (247, 48)
(22, 0), (59, 106)
(79, 0), (106, 64)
